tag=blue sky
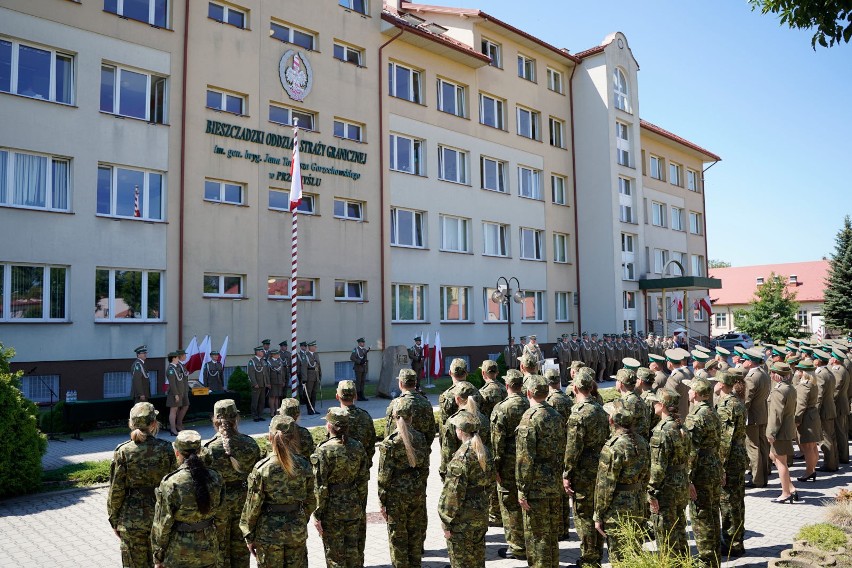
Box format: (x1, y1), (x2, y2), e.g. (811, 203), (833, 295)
(418, 0), (852, 265)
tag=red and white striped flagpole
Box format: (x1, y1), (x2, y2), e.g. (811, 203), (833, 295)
(289, 119), (303, 400)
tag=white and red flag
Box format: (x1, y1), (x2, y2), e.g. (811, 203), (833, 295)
(432, 332), (443, 378)
(289, 122), (303, 211)
(219, 336), (229, 368)
(188, 335), (210, 375)
(698, 296), (712, 317)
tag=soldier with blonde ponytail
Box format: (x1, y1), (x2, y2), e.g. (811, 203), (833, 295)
(440, 381), (491, 480)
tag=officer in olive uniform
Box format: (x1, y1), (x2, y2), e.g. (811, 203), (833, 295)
(350, 338), (370, 401)
(131, 345), (150, 402)
(524, 335), (544, 366)
(829, 348), (850, 464)
(408, 337), (426, 387)
(248, 346), (269, 422)
(296, 341), (321, 415)
(166, 350), (190, 436)
(692, 350), (712, 379)
(279, 397), (316, 459)
(664, 348), (692, 420)
(813, 349), (839, 471)
(384, 369), (438, 448)
(568, 333), (582, 365)
(504, 337), (522, 371)
(260, 339), (271, 362)
(203, 351), (225, 392)
(558, 333), (572, 386)
(742, 347), (771, 486)
(108, 402), (176, 568)
(715, 371), (747, 557)
(278, 341), (293, 397)
(266, 349), (285, 416)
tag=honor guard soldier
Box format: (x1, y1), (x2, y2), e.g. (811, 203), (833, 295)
(552, 337), (565, 375)
(278, 341), (292, 395)
(203, 351), (225, 391)
(166, 350), (190, 436)
(558, 333), (572, 386)
(663, 348), (692, 419)
(692, 350), (711, 379)
(267, 349), (285, 416)
(408, 336), (425, 388)
(813, 349), (839, 471)
(603, 335), (617, 382)
(568, 332), (582, 364)
(248, 346), (268, 422)
(828, 348), (850, 464)
(638, 332), (650, 367)
(131, 345), (150, 402)
(260, 339), (271, 362)
(504, 337), (522, 371)
(297, 341), (321, 415)
(350, 338), (370, 401)
(579, 332), (593, 366)
(742, 347), (772, 486)
(649, 353), (668, 391)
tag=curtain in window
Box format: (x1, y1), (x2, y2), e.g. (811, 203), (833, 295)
(0, 150), (7, 203)
(11, 265), (43, 319)
(14, 152), (47, 207)
(52, 159), (68, 210)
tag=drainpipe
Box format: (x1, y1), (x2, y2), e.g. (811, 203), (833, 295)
(378, 28), (404, 350)
(700, 159), (719, 339)
(177, 0), (190, 348)
(567, 62), (582, 333)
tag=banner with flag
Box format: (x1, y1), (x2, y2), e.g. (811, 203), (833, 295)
(289, 121), (303, 211)
(219, 336), (229, 368)
(432, 331), (443, 378)
(698, 296), (712, 317)
(186, 335), (209, 374)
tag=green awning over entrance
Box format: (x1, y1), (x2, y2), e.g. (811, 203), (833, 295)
(638, 276), (722, 291)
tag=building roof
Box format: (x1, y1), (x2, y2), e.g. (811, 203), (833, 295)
(574, 45), (605, 59)
(708, 260), (830, 305)
(640, 119), (721, 162)
(381, 8), (492, 65)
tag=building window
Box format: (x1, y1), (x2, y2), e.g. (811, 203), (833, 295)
(267, 277), (316, 299)
(482, 222), (509, 257)
(715, 312), (728, 328)
(624, 319), (637, 333)
(338, 0), (367, 15)
(613, 67), (630, 112)
(619, 205), (634, 224)
(654, 249), (669, 274)
(517, 54), (536, 81)
(202, 273), (244, 298)
(651, 201), (666, 227)
(547, 67), (563, 93)
(269, 104), (315, 130)
(671, 206), (684, 231)
(517, 107), (540, 140)
(268, 189), (315, 214)
(649, 155), (663, 180)
(104, 0), (168, 27)
(20, 374), (60, 403)
(335, 280), (364, 301)
(389, 134), (423, 175)
(390, 207), (424, 248)
(388, 62), (422, 103)
(669, 163), (682, 187)
(438, 146), (467, 184)
(618, 176), (632, 196)
(95, 268), (162, 320)
(0, 149), (69, 211)
(621, 233), (634, 253)
(100, 64), (166, 123)
(440, 215), (470, 253)
(551, 174), (567, 205)
(480, 156), (506, 193)
(797, 309), (808, 326)
(484, 288), (508, 321)
(269, 20), (316, 50)
(333, 198), (363, 221)
(479, 93), (505, 129)
(691, 255), (705, 277)
(555, 292), (571, 321)
(622, 262), (635, 281)
(333, 118), (363, 142)
(549, 117), (565, 148)
(553, 233), (569, 263)
(204, 179), (243, 205)
(0, 264), (67, 321)
(0, 40), (74, 104)
(208, 2), (247, 28)
(206, 88), (245, 115)
(437, 78), (465, 117)
(518, 166), (541, 200)
(333, 43), (363, 66)
(789, 274), (798, 284)
(623, 291), (636, 309)
(103, 372), (133, 398)
(521, 290), (544, 321)
(97, 165), (164, 221)
(481, 38), (501, 67)
(687, 169), (699, 192)
(520, 228), (544, 260)
(756, 276), (765, 285)
(440, 286), (471, 322)
(689, 211), (703, 235)
(616, 121), (630, 166)
(392, 283), (426, 321)
(671, 252), (686, 275)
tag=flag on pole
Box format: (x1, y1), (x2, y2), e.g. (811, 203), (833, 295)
(698, 296), (712, 317)
(184, 336), (199, 374)
(188, 335), (210, 375)
(219, 336), (229, 368)
(288, 118), (303, 399)
(289, 120), (303, 211)
(422, 332), (430, 379)
(133, 185), (141, 218)
(432, 332), (443, 378)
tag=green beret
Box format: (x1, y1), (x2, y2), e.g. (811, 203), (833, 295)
(572, 367), (596, 390)
(269, 415), (296, 435)
(397, 368), (418, 386)
(279, 397), (301, 417)
(129, 402), (157, 429)
(688, 377), (713, 397)
(454, 381), (478, 399)
(323, 407), (349, 427)
(544, 368), (560, 383)
(523, 375), (549, 397)
(622, 357), (641, 370)
(450, 358), (468, 375)
(213, 399), (239, 420)
(615, 368), (637, 387)
(603, 399), (633, 428)
(449, 412), (479, 434)
(336, 380), (356, 399)
(173, 430), (202, 453)
(503, 369), (524, 387)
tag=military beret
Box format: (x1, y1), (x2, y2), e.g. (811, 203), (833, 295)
(715, 346), (731, 356)
(769, 361), (792, 375)
(544, 368), (560, 384)
(323, 407), (349, 427)
(622, 357), (641, 371)
(518, 352), (538, 369)
(393, 397), (416, 419)
(648, 353), (666, 364)
(615, 368), (637, 387)
(572, 367), (596, 390)
(481, 359), (498, 374)
(636, 367), (653, 383)
(279, 397), (301, 417)
(690, 350), (710, 362)
(523, 375), (549, 397)
(743, 347), (765, 362)
(356, 337), (365, 343)
(449, 412), (479, 434)
(269, 415), (296, 436)
(687, 377), (713, 397)
(812, 349), (830, 362)
(570, 360), (586, 371)
(603, 399), (633, 428)
(397, 368), (418, 386)
(336, 380), (356, 399)
(134, 345), (148, 354)
(210, 350), (220, 356)
(129, 402), (158, 429)
(450, 358), (468, 375)
(503, 369), (524, 387)
(213, 399), (239, 420)
(269, 349), (280, 355)
(454, 381), (478, 399)
(255, 345), (266, 352)
(261, 339), (271, 345)
(173, 430), (202, 453)
(715, 371), (736, 386)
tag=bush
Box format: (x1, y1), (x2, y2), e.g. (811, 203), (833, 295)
(0, 342), (48, 498)
(39, 400), (67, 433)
(608, 513), (704, 568)
(796, 523), (847, 551)
(467, 367), (484, 389)
(600, 387), (620, 403)
(227, 367), (251, 413)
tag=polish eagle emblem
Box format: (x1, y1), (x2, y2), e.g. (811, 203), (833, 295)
(279, 50), (313, 102)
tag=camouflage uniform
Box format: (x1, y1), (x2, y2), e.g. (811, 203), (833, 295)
(311, 409), (369, 568)
(716, 389), (747, 555)
(480, 376), (507, 524)
(621, 390), (650, 441)
(377, 400), (430, 568)
(279, 398), (316, 458)
(151, 432), (226, 568)
(685, 398), (723, 568)
(517, 385), (566, 568)
(563, 371), (609, 568)
(546, 384), (573, 540)
(441, 408), (490, 478)
(438, 415), (495, 568)
(239, 416), (316, 568)
(107, 404), (176, 568)
(490, 385), (530, 557)
(384, 390), (437, 448)
(648, 413), (691, 555)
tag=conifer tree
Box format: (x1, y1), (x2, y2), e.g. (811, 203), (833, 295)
(824, 215), (852, 333)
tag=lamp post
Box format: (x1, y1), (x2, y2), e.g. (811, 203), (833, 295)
(491, 276), (523, 363)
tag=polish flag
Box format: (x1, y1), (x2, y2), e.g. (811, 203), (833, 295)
(422, 332), (430, 379)
(189, 335), (210, 376)
(432, 332), (443, 378)
(289, 120), (303, 211)
(698, 296), (712, 316)
(219, 336), (229, 368)
(184, 336), (200, 374)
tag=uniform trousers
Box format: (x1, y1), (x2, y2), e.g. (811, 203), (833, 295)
(573, 477), (603, 567)
(385, 493), (427, 568)
(835, 413), (849, 463)
(745, 423), (770, 486)
(821, 418), (838, 471)
(690, 483), (721, 568)
(522, 495), (561, 568)
(251, 387), (266, 420)
(497, 484), (526, 556)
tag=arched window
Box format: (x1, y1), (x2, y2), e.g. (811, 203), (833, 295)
(613, 68), (630, 112)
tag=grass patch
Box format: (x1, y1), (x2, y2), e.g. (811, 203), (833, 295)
(41, 460), (112, 492)
(796, 523), (847, 552)
(600, 387), (620, 403)
(608, 513), (704, 568)
(825, 500), (852, 531)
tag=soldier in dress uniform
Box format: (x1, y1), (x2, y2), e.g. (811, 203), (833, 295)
(742, 347), (771, 486)
(829, 348), (850, 464)
(558, 334), (572, 386)
(580, 332), (596, 372)
(131, 345), (150, 402)
(504, 337), (522, 371)
(603, 335), (616, 383)
(545, 368), (573, 542)
(384, 369), (437, 448)
(664, 348), (691, 419)
(166, 350), (190, 436)
(297, 341), (321, 415)
(524, 335), (544, 365)
(637, 332), (650, 367)
(593, 334), (606, 382)
(266, 350), (285, 417)
(568, 333), (582, 365)
(715, 371), (748, 557)
(715, 346), (732, 372)
(813, 349), (838, 471)
(260, 339), (271, 362)
(692, 350), (711, 379)
(350, 338), (370, 401)
(614, 333), (627, 367)
(766, 362), (798, 503)
(552, 336), (564, 368)
(408, 336), (426, 388)
(248, 346), (269, 422)
(649, 353), (668, 391)
(277, 341), (292, 397)
(203, 351), (225, 392)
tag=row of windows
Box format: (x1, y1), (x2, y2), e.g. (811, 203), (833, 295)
(618, 235), (705, 280)
(646, 153), (701, 192)
(649, 200), (703, 234)
(478, 38), (566, 96)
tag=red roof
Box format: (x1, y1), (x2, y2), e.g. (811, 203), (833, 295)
(708, 261), (830, 305)
(640, 119), (721, 162)
(575, 45), (605, 59)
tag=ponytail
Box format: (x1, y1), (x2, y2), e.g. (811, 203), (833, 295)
(469, 433), (488, 472)
(128, 420), (159, 443)
(462, 395), (479, 416)
(214, 417), (242, 472)
(271, 431), (297, 477)
(328, 422), (348, 443)
(395, 416), (417, 468)
(183, 452), (212, 514)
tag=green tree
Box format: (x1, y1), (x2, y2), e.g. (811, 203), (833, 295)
(733, 273), (803, 343)
(708, 259), (732, 268)
(749, 0), (852, 48)
(824, 215), (852, 332)
(0, 342), (48, 498)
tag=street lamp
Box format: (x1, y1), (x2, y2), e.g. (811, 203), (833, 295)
(491, 276), (523, 362)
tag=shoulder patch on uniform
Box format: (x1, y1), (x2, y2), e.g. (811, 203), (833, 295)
(116, 440), (132, 451)
(310, 454), (319, 465)
(255, 456), (272, 468)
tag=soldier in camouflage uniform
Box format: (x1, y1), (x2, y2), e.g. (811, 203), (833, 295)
(279, 397), (316, 459)
(201, 399), (261, 568)
(441, 381), (491, 479)
(593, 400), (650, 564)
(615, 363), (649, 442)
(636, 367), (659, 438)
(438, 359), (477, 468)
(544, 368), (573, 541)
(479, 360), (507, 526)
(311, 407), (369, 568)
(685, 376), (723, 568)
(151, 430), (226, 568)
(378, 397), (430, 568)
(563, 367), (609, 568)
(438, 412), (495, 568)
(384, 369), (437, 448)
(492, 369), (530, 560)
(107, 402), (176, 568)
(240, 415), (315, 568)
(517, 375), (566, 568)
(647, 389), (691, 556)
(714, 371), (747, 557)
